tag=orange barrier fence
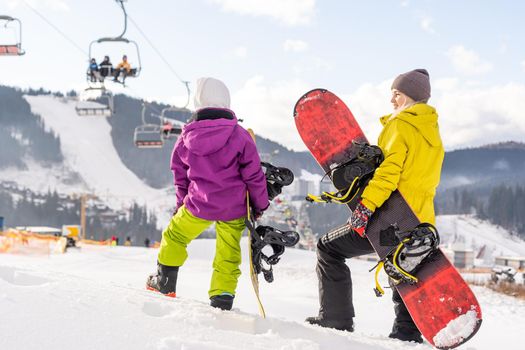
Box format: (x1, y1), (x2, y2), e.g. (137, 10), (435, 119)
(0, 229), (67, 254)
(78, 239), (112, 246)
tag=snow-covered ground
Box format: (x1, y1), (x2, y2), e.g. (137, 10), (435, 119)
(0, 239), (523, 350)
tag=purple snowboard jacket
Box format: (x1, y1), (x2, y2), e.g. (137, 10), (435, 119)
(170, 109), (269, 221)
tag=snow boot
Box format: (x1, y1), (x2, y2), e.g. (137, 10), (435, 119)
(389, 327), (423, 343)
(146, 263), (179, 298)
(305, 316), (354, 332)
(210, 293), (234, 310)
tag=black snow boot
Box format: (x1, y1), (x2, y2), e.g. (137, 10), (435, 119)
(389, 327), (423, 343)
(146, 262), (179, 298)
(210, 294), (234, 310)
(388, 279), (422, 343)
(305, 316), (354, 332)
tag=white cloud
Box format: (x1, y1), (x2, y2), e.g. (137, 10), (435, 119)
(233, 46), (248, 58)
(211, 0), (316, 26)
(343, 80), (393, 143)
(230, 74), (525, 152)
(434, 80), (525, 149)
(291, 57), (332, 75)
(521, 60), (525, 72)
(446, 45), (493, 75)
(231, 76), (310, 150)
(344, 77), (525, 150)
(283, 39), (308, 52)
(400, 0), (410, 7)
(221, 46), (248, 60)
(420, 16), (436, 34)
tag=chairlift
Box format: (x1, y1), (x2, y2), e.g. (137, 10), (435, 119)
(161, 120), (184, 139)
(88, 38), (141, 84)
(75, 88), (114, 117)
(134, 124), (164, 148)
(160, 107), (186, 140)
(0, 16), (25, 56)
(134, 103), (163, 148)
(85, 0), (141, 85)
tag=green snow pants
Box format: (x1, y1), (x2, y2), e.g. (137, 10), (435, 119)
(157, 205), (245, 298)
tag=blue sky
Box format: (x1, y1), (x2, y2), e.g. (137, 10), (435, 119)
(1, 0), (525, 151)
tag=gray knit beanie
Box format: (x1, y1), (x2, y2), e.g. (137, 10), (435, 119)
(391, 69), (431, 103)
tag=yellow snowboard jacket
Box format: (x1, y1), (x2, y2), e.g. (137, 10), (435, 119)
(361, 103), (445, 225)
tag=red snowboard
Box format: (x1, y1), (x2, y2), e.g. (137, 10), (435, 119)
(294, 89), (482, 349)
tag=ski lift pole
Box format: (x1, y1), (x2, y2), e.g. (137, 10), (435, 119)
(79, 193), (97, 241)
(115, 0), (128, 39)
(142, 102), (162, 125)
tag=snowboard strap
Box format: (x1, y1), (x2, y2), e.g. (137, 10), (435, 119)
(246, 160), (299, 283)
(262, 162), (295, 201)
(372, 223), (440, 296)
(306, 142), (383, 205)
(246, 214), (300, 283)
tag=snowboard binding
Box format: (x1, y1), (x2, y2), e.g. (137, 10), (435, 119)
(373, 223), (440, 296)
(262, 162), (295, 201)
(250, 225), (300, 282)
(245, 161), (298, 283)
(306, 142), (383, 204)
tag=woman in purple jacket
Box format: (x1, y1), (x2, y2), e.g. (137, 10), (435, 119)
(147, 77), (269, 311)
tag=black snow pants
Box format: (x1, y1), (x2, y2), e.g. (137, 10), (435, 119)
(315, 225), (418, 331)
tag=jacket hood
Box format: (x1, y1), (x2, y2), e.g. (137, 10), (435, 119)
(380, 103), (442, 147)
(182, 117), (238, 156)
(194, 77), (231, 109)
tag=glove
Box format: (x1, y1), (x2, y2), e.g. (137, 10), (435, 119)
(348, 200), (374, 237)
(254, 210), (263, 220)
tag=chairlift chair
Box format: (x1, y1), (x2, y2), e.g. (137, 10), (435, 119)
(86, 1), (141, 85)
(134, 124), (164, 148)
(88, 37), (142, 84)
(160, 107), (186, 140)
(134, 103), (163, 148)
(75, 88), (114, 117)
(161, 120), (184, 139)
(0, 16), (25, 56)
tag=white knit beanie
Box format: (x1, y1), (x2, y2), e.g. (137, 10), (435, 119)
(194, 77), (231, 109)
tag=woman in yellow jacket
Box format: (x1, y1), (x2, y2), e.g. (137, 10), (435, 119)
(306, 69), (444, 343)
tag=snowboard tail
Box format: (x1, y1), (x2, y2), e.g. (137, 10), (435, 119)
(294, 89), (482, 349)
(245, 128), (299, 318)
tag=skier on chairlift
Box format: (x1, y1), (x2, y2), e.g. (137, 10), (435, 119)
(88, 58), (101, 83)
(99, 55), (113, 80)
(113, 54), (132, 83)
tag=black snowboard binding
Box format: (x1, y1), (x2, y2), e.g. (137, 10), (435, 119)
(262, 161), (294, 201)
(306, 142), (383, 204)
(245, 161), (298, 283)
(373, 223), (440, 296)
(250, 225), (300, 282)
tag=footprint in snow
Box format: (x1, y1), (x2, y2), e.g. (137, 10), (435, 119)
(0, 266), (50, 286)
(142, 301), (174, 317)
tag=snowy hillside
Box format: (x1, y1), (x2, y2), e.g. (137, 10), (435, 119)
(0, 95), (174, 224)
(437, 215), (525, 259)
(1, 239), (523, 350)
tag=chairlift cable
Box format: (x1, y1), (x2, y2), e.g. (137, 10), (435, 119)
(127, 14), (191, 108)
(22, 0), (88, 57)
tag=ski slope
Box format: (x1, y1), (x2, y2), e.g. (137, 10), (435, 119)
(437, 215), (525, 257)
(12, 95), (173, 223)
(0, 239), (523, 350)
